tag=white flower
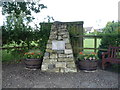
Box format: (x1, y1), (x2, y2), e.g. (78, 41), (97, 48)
(93, 57), (95, 60)
(84, 57), (87, 60)
(89, 57), (92, 60)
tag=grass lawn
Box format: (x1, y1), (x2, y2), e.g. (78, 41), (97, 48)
(83, 38), (101, 52)
(2, 48), (42, 62)
(2, 50), (24, 63)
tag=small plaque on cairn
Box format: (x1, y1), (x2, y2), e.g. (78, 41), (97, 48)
(41, 22), (77, 72)
(52, 41), (65, 50)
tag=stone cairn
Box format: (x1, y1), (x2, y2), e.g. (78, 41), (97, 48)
(41, 22), (77, 72)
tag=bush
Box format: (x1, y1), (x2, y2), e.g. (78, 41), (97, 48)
(97, 21), (120, 59)
(97, 33), (120, 59)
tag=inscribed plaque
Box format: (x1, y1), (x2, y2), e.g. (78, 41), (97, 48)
(52, 41), (65, 50)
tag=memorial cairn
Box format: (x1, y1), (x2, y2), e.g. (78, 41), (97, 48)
(41, 22), (77, 72)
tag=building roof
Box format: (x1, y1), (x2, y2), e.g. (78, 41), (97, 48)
(95, 28), (103, 32)
(84, 27), (93, 32)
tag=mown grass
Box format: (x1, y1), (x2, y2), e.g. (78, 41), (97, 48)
(2, 50), (24, 63)
(2, 48), (42, 63)
(83, 38), (101, 52)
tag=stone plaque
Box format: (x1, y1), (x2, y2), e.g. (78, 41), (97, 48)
(48, 64), (55, 69)
(52, 41), (65, 50)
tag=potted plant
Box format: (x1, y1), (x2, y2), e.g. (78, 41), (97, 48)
(78, 51), (98, 71)
(24, 50), (43, 69)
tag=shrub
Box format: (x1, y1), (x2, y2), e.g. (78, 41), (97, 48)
(98, 33), (120, 59)
(97, 21), (120, 59)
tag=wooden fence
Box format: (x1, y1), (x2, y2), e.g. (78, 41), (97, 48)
(75, 35), (104, 52)
(1, 22), (107, 57)
(0, 46), (28, 50)
(66, 22), (107, 57)
(69, 34), (107, 57)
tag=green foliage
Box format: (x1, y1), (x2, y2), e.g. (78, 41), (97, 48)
(102, 21), (119, 34)
(2, 2), (51, 61)
(2, 2), (47, 47)
(100, 34), (119, 48)
(98, 21), (120, 59)
(2, 22), (52, 62)
(44, 16), (55, 22)
(99, 21), (120, 48)
(78, 51), (98, 60)
(2, 2), (47, 16)
(24, 49), (43, 59)
(38, 23), (52, 52)
(2, 49), (25, 62)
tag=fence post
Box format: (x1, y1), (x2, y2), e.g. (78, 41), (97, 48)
(72, 22), (84, 57)
(94, 36), (97, 52)
(77, 23), (83, 52)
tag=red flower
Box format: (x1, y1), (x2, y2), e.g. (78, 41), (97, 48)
(38, 53), (41, 55)
(31, 53), (34, 55)
(24, 53), (28, 55)
(91, 52), (96, 54)
(79, 52), (83, 54)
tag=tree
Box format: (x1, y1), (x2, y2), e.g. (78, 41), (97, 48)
(102, 21), (119, 34)
(44, 15), (55, 22)
(101, 21), (120, 46)
(98, 21), (120, 59)
(2, 2), (47, 16)
(2, 1), (47, 48)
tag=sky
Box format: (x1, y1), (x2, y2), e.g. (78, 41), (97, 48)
(0, 0), (119, 29)
(37, 0), (119, 29)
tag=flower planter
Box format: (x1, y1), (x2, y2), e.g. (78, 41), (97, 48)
(24, 58), (42, 69)
(79, 59), (98, 71)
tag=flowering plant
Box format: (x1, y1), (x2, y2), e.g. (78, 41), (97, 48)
(78, 51), (98, 60)
(24, 50), (42, 59)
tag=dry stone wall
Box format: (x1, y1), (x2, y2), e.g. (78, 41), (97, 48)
(41, 22), (77, 72)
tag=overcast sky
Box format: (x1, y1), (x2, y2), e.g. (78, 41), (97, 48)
(0, 0), (119, 29)
(38, 0), (119, 28)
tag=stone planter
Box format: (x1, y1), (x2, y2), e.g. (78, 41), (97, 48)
(79, 59), (98, 71)
(24, 58), (42, 69)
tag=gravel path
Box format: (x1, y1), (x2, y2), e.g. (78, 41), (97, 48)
(2, 63), (119, 88)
